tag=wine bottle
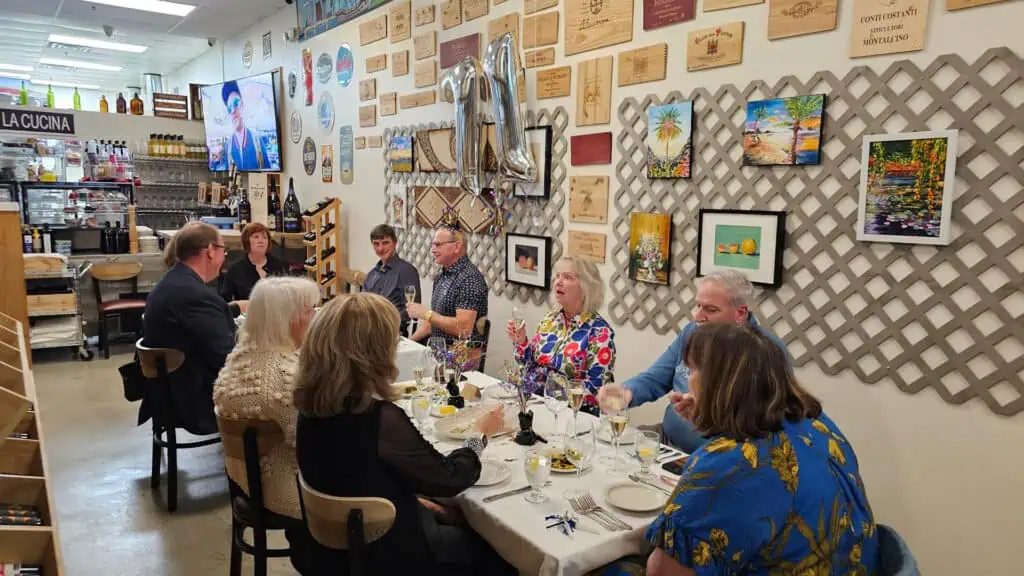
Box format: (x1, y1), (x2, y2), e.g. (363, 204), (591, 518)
(117, 221), (130, 253)
(283, 178), (301, 233)
(22, 226), (32, 253)
(73, 87), (81, 110)
(238, 189), (251, 225)
(116, 93), (127, 114)
(320, 221), (335, 235)
(320, 270), (336, 285)
(302, 230), (317, 242)
(303, 254), (317, 267)
(320, 246), (336, 260)
(302, 198), (329, 217)
(41, 224), (52, 253)
(18, 81), (27, 106)
(46, 85), (54, 108)
(31, 228), (41, 253)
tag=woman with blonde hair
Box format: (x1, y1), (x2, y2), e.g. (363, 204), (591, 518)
(506, 256), (615, 411)
(293, 292), (512, 575)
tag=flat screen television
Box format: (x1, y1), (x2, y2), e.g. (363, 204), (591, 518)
(201, 72), (282, 172)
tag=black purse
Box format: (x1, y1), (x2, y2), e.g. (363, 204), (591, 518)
(118, 357), (145, 402)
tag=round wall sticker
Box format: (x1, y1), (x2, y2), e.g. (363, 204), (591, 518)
(287, 71), (297, 99)
(318, 92), (335, 133)
(289, 111), (303, 144)
(316, 53), (333, 84)
(336, 44), (354, 87)
(241, 41), (254, 69)
(302, 137), (317, 176)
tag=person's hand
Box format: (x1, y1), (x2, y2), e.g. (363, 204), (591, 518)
(505, 319), (527, 344)
(473, 404), (505, 437)
(598, 384), (632, 413)
(417, 497), (465, 524)
(407, 302), (427, 320)
(668, 391), (696, 422)
(230, 300), (249, 314)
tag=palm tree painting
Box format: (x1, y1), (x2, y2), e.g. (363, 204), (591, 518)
(647, 101), (693, 179)
(743, 94), (825, 166)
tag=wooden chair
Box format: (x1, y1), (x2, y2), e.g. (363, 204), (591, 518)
(91, 261), (147, 358)
(217, 416), (293, 576)
(340, 268), (366, 294)
(135, 338), (221, 512)
(296, 472), (396, 576)
(474, 316), (491, 372)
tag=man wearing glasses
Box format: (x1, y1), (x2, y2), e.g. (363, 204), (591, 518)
(221, 80), (266, 171)
(141, 222), (236, 436)
(407, 225), (488, 345)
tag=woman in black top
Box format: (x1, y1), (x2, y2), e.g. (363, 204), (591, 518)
(220, 222), (286, 303)
(292, 293), (513, 576)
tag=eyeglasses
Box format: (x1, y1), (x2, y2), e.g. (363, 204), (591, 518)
(211, 243), (227, 252)
(431, 240), (457, 248)
(226, 96), (242, 114)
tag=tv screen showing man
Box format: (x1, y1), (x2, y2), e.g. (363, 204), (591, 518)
(202, 73), (282, 172)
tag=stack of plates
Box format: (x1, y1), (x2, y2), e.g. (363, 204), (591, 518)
(139, 237), (160, 254)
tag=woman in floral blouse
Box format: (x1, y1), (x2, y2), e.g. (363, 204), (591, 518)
(505, 256), (615, 409)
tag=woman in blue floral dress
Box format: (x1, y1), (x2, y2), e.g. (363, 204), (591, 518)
(593, 323), (878, 576)
(506, 257), (615, 409)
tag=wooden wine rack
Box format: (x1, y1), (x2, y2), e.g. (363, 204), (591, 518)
(303, 198), (344, 303)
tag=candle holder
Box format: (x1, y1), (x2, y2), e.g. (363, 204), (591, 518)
(515, 409), (538, 446)
(502, 360), (537, 445)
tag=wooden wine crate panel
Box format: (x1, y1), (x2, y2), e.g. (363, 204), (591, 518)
(152, 93), (188, 120)
(393, 50), (410, 76)
(360, 14), (389, 45)
(523, 11), (559, 49)
(442, 0), (462, 29)
(390, 1), (412, 42)
(366, 54), (388, 72)
(415, 31), (437, 60)
(26, 293), (76, 318)
(525, 0), (558, 13)
(618, 43), (668, 86)
(415, 4), (436, 25)
(564, 0), (633, 56)
(525, 48), (556, 68)
(381, 92), (398, 116)
(400, 90), (438, 108)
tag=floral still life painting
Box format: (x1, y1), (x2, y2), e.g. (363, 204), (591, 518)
(647, 102), (693, 179)
(743, 94), (825, 166)
(628, 212), (671, 286)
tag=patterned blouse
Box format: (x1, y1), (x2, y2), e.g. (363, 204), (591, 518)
(514, 309), (615, 403)
(593, 413), (879, 575)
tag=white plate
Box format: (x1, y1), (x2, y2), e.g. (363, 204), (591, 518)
(482, 384), (518, 401)
(604, 482), (667, 513)
(475, 458), (512, 486)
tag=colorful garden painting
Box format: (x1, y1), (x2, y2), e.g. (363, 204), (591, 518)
(713, 224), (761, 270)
(390, 135), (413, 173)
(743, 94), (825, 166)
(646, 102), (693, 179)
(628, 212), (672, 286)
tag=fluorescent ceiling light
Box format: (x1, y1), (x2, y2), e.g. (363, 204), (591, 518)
(49, 34), (148, 54)
(79, 0), (196, 17)
(30, 79), (100, 90)
(0, 63), (33, 72)
(0, 72), (31, 80)
(39, 58), (122, 72)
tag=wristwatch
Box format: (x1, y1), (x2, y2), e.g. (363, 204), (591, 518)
(463, 432), (488, 456)
(425, 310), (434, 323)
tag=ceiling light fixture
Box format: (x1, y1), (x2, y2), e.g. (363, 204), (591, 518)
(30, 79), (101, 90)
(0, 72), (31, 80)
(79, 0), (196, 17)
(48, 34), (148, 54)
(38, 58), (122, 72)
(0, 63), (34, 72)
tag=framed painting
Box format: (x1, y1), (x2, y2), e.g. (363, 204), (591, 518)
(857, 130), (958, 245)
(743, 94), (825, 166)
(505, 233), (553, 290)
(628, 212), (672, 285)
(647, 101), (693, 178)
(389, 135), (413, 173)
(514, 126), (553, 198)
(389, 184), (408, 229)
(414, 128), (456, 172)
(697, 209), (786, 287)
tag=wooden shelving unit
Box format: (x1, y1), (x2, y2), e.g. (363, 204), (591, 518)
(303, 198), (343, 303)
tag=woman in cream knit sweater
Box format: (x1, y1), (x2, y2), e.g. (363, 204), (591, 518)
(214, 276), (319, 520)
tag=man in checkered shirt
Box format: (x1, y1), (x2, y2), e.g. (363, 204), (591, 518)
(408, 226), (489, 345)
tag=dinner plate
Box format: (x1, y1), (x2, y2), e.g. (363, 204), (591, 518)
(392, 380), (419, 396)
(475, 458), (512, 486)
(604, 482), (667, 513)
(548, 451), (589, 474)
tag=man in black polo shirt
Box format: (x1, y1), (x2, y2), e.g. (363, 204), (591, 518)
(362, 224), (420, 334)
(408, 225), (488, 344)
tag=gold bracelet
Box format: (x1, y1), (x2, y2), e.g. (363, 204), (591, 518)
(425, 310), (434, 323)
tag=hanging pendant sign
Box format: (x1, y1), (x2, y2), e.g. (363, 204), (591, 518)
(303, 137), (317, 175)
(242, 40), (254, 69)
(0, 108), (75, 135)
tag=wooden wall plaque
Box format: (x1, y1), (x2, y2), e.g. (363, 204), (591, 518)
(569, 176), (609, 224)
(390, 1), (412, 42)
(393, 50), (410, 76)
(536, 66), (571, 99)
(415, 31), (437, 60)
(525, 48), (556, 68)
(768, 0), (838, 40)
(368, 135), (383, 148)
(400, 90), (438, 109)
(415, 4), (436, 25)
(564, 0), (634, 56)
(704, 0), (762, 10)
(576, 56), (612, 126)
(948, 0), (1007, 9)
(523, 11), (559, 49)
(359, 14), (388, 45)
(366, 54), (387, 72)
(643, 0), (695, 30)
(359, 105), (377, 127)
(571, 132), (612, 165)
(359, 78), (377, 101)
(686, 21), (744, 71)
(415, 60), (438, 87)
(442, 0), (462, 29)
(355, 137), (367, 149)
(525, 0), (559, 13)
(618, 43), (667, 86)
(568, 231), (607, 263)
(462, 0), (488, 22)
(488, 13), (520, 43)
(849, 0), (929, 58)
(440, 33), (481, 68)
(381, 92), (398, 116)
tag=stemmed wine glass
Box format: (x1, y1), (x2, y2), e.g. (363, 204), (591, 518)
(404, 285), (417, 337)
(543, 375), (567, 441)
(563, 417), (595, 500)
(511, 305), (526, 337)
(567, 378), (587, 429)
(605, 407), (630, 475)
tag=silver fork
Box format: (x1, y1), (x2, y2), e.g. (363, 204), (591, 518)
(568, 496), (615, 531)
(582, 493), (633, 531)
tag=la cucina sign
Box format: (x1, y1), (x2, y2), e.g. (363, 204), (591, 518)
(0, 108), (76, 135)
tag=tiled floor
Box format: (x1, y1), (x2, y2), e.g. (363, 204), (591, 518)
(32, 346), (294, 575)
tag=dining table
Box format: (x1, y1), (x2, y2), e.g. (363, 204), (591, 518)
(399, 371), (688, 576)
(396, 337), (429, 382)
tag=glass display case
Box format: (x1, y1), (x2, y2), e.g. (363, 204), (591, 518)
(21, 182), (132, 229)
(0, 137), (85, 182)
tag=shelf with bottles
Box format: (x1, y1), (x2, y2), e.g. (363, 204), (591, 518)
(300, 196), (342, 301)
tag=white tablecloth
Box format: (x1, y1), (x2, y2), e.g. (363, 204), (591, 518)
(396, 337), (429, 383)
(413, 372), (682, 576)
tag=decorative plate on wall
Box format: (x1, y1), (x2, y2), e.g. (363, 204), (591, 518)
(318, 92), (335, 132)
(242, 40), (254, 69)
(317, 52), (333, 84)
(336, 44), (354, 87)
(302, 137), (317, 175)
(289, 111), (302, 144)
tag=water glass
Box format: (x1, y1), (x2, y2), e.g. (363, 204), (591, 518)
(524, 449), (552, 504)
(636, 430), (660, 478)
(606, 410), (630, 475)
(412, 392), (432, 432)
(563, 418), (595, 500)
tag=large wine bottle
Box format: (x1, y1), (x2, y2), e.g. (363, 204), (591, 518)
(237, 189), (251, 225)
(283, 177), (302, 233)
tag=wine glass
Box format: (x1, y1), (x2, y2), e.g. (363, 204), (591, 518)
(412, 392), (432, 432)
(523, 449), (552, 504)
(428, 337), (447, 365)
(635, 430), (660, 479)
(511, 304), (525, 340)
(412, 365), (425, 390)
(567, 378), (587, 428)
(606, 409), (630, 475)
(563, 418), (595, 500)
(404, 285), (417, 336)
(543, 376), (567, 440)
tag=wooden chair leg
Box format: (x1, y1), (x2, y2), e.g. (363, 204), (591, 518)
(167, 426), (178, 513)
(229, 517), (243, 576)
(150, 426), (161, 489)
(99, 315), (110, 359)
(253, 524), (268, 576)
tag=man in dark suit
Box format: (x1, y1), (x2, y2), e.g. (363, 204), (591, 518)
(141, 222), (234, 435)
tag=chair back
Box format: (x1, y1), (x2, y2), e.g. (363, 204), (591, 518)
(475, 316), (491, 372)
(340, 268), (366, 293)
(217, 416), (284, 505)
(91, 261), (143, 306)
(135, 338), (185, 379)
(296, 472), (396, 551)
(877, 524), (919, 576)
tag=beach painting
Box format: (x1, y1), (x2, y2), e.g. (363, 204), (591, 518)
(646, 102), (693, 178)
(857, 130), (958, 246)
(390, 135), (413, 173)
(743, 94), (825, 166)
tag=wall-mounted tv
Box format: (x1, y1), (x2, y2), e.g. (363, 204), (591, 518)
(201, 72), (282, 172)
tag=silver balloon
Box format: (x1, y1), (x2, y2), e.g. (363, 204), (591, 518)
(441, 57), (486, 197)
(483, 32), (536, 184)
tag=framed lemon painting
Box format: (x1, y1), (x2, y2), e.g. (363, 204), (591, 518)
(697, 209), (786, 287)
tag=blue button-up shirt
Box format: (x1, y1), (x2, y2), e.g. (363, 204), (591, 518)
(363, 255), (420, 329)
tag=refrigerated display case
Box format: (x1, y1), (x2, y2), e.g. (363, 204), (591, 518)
(19, 181), (135, 253)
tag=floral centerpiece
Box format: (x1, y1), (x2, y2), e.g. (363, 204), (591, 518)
(503, 360), (539, 446)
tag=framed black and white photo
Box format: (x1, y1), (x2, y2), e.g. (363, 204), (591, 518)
(513, 126), (553, 199)
(697, 209), (786, 287)
(505, 233), (552, 290)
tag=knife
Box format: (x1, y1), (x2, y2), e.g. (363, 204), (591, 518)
(482, 481), (551, 503)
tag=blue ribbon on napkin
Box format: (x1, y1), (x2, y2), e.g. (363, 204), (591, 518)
(545, 513), (577, 538)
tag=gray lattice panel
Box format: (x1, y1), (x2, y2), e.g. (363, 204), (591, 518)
(383, 107), (569, 305)
(608, 47), (1024, 416)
